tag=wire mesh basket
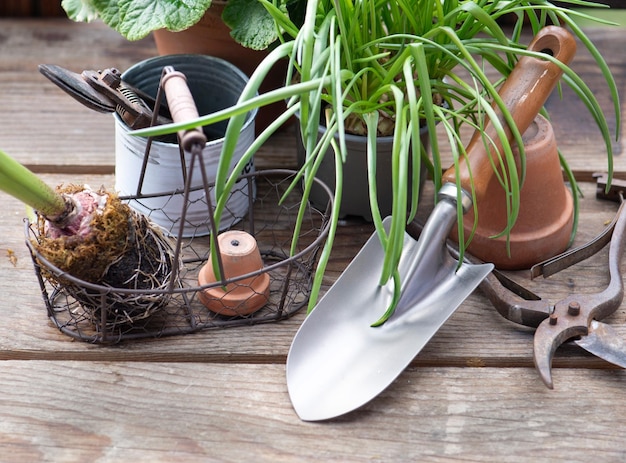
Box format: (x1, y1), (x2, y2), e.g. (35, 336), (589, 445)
(26, 169), (332, 343)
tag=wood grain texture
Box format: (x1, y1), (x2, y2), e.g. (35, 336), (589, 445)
(0, 361), (624, 462)
(1, 18), (626, 461)
(0, 177), (623, 369)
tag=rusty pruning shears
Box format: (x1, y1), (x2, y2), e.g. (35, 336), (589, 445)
(38, 63), (172, 129)
(476, 174), (626, 388)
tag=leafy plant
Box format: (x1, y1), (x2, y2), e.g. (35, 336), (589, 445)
(61, 0), (304, 50)
(132, 0), (619, 323)
(0, 149), (71, 221)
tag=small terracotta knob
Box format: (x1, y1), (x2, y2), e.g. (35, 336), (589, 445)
(197, 230), (270, 316)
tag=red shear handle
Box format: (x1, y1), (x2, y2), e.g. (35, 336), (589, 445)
(161, 67), (207, 152)
(441, 26), (577, 194)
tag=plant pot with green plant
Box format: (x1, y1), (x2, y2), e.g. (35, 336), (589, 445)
(61, 0), (298, 57)
(132, 0), (619, 324)
(62, 0), (306, 131)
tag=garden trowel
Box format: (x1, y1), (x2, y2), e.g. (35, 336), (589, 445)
(286, 26), (577, 421)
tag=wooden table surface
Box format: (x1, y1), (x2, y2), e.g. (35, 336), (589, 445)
(1, 18), (626, 462)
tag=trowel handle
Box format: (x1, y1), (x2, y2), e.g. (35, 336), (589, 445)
(441, 26), (576, 191)
(161, 66), (207, 151)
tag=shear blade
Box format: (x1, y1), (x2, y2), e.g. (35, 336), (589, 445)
(534, 319), (626, 389)
(38, 64), (116, 113)
(574, 320), (626, 368)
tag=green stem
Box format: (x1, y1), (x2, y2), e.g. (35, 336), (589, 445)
(0, 149), (66, 218)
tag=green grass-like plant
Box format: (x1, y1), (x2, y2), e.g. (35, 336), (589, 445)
(133, 0), (619, 323)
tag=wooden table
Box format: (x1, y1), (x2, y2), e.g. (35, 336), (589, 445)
(1, 19), (625, 462)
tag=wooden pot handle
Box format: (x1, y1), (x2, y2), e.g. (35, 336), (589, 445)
(441, 26), (577, 192)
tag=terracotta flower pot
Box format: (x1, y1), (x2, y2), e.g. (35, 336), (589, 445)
(152, 3), (289, 134)
(197, 230), (271, 316)
(460, 114), (574, 269)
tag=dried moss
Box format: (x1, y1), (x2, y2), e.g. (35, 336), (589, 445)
(35, 186), (131, 283)
(32, 185), (177, 325)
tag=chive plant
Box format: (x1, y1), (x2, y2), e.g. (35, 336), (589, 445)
(133, 0), (619, 323)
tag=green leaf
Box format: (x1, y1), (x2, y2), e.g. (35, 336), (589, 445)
(223, 0), (279, 50)
(65, 0), (213, 41)
(62, 0), (99, 22)
(132, 0), (619, 325)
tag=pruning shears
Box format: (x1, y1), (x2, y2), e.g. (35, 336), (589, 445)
(38, 63), (171, 129)
(477, 174), (626, 388)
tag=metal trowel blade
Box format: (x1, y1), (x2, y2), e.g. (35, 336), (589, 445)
(286, 217), (493, 421)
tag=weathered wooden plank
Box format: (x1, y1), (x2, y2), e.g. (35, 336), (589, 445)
(0, 175), (623, 372)
(0, 19), (155, 168)
(0, 361), (624, 462)
(0, 19), (298, 172)
(0, 20), (624, 176)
